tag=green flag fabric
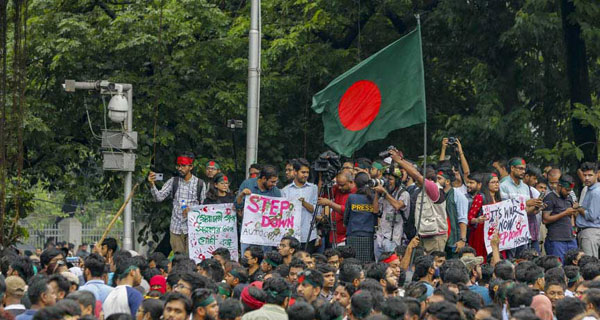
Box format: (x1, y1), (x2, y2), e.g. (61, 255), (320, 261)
(311, 26), (426, 157)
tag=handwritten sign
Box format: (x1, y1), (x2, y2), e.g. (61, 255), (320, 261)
(484, 196), (530, 254)
(188, 204), (238, 263)
(240, 194), (302, 246)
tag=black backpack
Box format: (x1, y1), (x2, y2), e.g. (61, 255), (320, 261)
(403, 184), (420, 240)
(171, 176), (206, 204)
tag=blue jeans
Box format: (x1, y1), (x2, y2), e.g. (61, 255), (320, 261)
(544, 239), (578, 262)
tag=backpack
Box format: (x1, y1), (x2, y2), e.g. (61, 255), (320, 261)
(404, 185), (420, 240)
(171, 176), (207, 204)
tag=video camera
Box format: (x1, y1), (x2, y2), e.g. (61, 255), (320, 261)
(311, 151), (341, 183)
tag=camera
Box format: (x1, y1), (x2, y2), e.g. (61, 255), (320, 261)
(379, 145), (397, 158)
(311, 151), (341, 183)
(447, 137), (457, 145)
(155, 173), (164, 181)
(312, 159), (330, 172)
(367, 178), (386, 188)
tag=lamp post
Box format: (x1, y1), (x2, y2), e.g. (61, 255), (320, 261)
(63, 80), (136, 250)
(246, 0), (261, 177)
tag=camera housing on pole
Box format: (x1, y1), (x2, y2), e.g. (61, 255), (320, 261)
(62, 80), (136, 250)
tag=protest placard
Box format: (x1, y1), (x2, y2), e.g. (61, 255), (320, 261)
(188, 203), (238, 263)
(484, 196), (530, 254)
(240, 194), (302, 246)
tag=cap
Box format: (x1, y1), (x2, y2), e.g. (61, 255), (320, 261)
(460, 256), (484, 272)
(61, 271), (80, 285)
(372, 162), (384, 171)
(5, 276), (26, 297)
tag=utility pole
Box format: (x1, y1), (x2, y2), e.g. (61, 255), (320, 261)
(63, 80), (137, 250)
(246, 0), (261, 177)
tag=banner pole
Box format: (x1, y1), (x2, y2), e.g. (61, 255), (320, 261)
(409, 14), (428, 281)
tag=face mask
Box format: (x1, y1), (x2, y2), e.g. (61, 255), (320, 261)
(240, 257), (250, 268)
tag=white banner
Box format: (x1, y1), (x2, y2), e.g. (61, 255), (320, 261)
(188, 203), (238, 263)
(240, 194), (302, 246)
(484, 196), (530, 254)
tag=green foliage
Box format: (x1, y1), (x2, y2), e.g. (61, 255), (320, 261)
(5, 0), (598, 243)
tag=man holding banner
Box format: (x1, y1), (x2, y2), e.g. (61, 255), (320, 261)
(282, 159), (319, 253)
(499, 157), (544, 258)
(236, 165), (282, 252)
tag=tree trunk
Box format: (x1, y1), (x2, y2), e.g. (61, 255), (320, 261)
(560, 0), (593, 160)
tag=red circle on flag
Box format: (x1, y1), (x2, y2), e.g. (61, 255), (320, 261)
(338, 80), (381, 131)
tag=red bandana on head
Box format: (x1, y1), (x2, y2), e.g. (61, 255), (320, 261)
(354, 162), (359, 167)
(177, 156), (193, 165)
(382, 253), (399, 264)
(438, 171), (444, 176)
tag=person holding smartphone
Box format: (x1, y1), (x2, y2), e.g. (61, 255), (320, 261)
(148, 151), (206, 255)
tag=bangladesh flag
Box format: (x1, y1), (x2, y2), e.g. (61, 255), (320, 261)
(311, 25), (426, 157)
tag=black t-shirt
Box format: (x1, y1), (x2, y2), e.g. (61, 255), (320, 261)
(203, 194), (235, 204)
(543, 191), (574, 241)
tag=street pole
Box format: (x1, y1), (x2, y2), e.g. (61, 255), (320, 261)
(246, 0), (261, 177)
(123, 86), (133, 250)
(63, 80), (136, 251)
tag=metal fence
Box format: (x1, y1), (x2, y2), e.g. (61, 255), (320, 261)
(82, 223), (123, 245)
(19, 219), (123, 250)
(25, 224), (64, 250)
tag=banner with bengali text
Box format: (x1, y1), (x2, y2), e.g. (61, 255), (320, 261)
(240, 194), (302, 246)
(188, 203), (238, 263)
(484, 196), (530, 254)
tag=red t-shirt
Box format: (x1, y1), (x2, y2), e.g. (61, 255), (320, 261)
(329, 185), (357, 244)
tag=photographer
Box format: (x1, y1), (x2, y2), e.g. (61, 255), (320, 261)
(439, 138), (471, 182)
(318, 171), (356, 246)
(148, 152), (206, 255)
(389, 150), (448, 253)
(343, 172), (380, 262)
(282, 158), (319, 252)
(374, 170), (410, 260)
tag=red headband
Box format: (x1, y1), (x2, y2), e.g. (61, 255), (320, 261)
(241, 286), (265, 310)
(382, 253), (399, 264)
(177, 156), (193, 165)
(223, 176), (228, 182)
(354, 162), (359, 167)
(298, 275), (305, 284)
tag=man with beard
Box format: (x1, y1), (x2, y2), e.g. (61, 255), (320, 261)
(543, 175), (579, 262)
(500, 157), (544, 258)
(437, 168), (469, 256)
(318, 171), (356, 247)
(237, 164), (282, 252)
(191, 289), (219, 320)
(465, 173), (482, 207)
(282, 158), (319, 252)
(576, 162), (600, 258)
(149, 152), (206, 255)
(284, 159), (296, 184)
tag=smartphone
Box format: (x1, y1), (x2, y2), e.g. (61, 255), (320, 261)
(155, 173), (163, 181)
(66, 257), (79, 263)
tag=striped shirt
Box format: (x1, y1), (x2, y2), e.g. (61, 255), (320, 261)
(151, 175), (203, 234)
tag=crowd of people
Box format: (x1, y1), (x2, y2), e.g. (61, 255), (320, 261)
(1, 138), (600, 320)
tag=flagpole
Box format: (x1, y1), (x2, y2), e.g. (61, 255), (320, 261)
(409, 14), (428, 282)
